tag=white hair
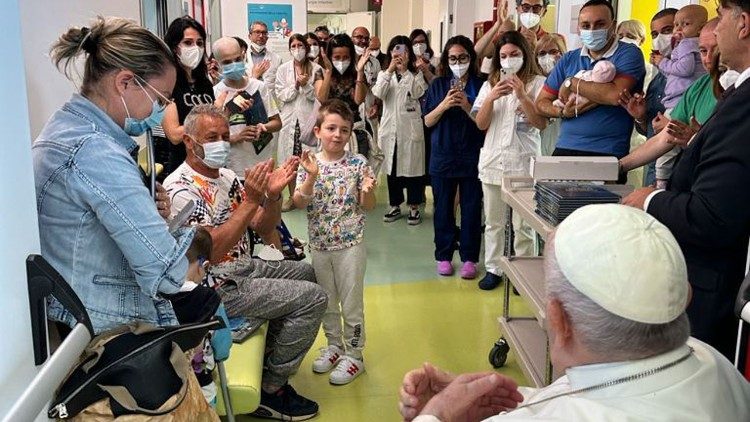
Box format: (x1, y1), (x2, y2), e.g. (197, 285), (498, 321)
(211, 36), (240, 61)
(183, 104), (228, 138)
(544, 233), (690, 361)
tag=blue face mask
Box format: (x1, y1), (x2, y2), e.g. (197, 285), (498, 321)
(222, 61), (247, 81)
(121, 79), (167, 136)
(580, 27), (612, 51)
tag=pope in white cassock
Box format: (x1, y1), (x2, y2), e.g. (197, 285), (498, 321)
(400, 204), (750, 422)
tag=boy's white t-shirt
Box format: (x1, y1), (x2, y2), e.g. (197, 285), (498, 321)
(214, 75), (280, 177)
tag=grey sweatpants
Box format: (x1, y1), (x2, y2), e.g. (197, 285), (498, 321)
(310, 242), (367, 360)
(214, 256), (327, 387)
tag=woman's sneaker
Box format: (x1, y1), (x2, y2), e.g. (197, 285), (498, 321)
(312, 345), (343, 373)
(383, 206), (402, 222)
(407, 208), (422, 225)
(251, 384), (319, 421)
(329, 355), (365, 385)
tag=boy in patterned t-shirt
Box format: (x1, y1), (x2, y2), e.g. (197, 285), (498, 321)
(293, 99), (377, 385)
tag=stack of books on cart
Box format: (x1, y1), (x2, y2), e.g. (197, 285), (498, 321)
(534, 181), (621, 225)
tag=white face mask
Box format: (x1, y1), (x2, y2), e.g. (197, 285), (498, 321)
(450, 63), (469, 78)
(652, 33), (673, 56)
(519, 12), (541, 29)
(538, 55), (557, 74)
(413, 43), (427, 57)
(199, 140), (231, 169)
(720, 69), (741, 90)
(480, 57), (494, 74)
(178, 45), (204, 70)
(354, 45), (366, 55)
(333, 60), (351, 74)
(291, 47), (307, 62)
(250, 41), (266, 54)
(500, 56), (524, 75)
(309, 45), (320, 58)
(620, 37), (640, 46)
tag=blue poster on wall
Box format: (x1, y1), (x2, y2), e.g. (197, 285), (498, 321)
(248, 3), (294, 38)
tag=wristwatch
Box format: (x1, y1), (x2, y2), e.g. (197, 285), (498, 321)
(563, 77), (573, 89)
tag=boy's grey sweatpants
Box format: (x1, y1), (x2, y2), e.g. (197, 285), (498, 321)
(214, 256), (327, 387)
(310, 242), (367, 360)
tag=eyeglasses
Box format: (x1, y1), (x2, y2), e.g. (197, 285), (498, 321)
(134, 75), (173, 111)
(520, 3), (544, 14)
(252, 30), (269, 37)
(353, 35), (370, 42)
(448, 54), (471, 65)
(537, 49), (560, 57)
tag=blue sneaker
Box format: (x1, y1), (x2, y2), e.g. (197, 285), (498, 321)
(478, 272), (503, 290)
(251, 384), (319, 421)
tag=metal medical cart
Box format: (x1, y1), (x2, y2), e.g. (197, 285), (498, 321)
(489, 176), (632, 387)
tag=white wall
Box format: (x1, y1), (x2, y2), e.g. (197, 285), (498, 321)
(19, 1), (142, 140)
(1, 1), (45, 418)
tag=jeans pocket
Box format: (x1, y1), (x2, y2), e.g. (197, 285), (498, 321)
(90, 275), (142, 320)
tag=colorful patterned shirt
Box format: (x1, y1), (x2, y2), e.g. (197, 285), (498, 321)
(297, 151), (374, 251)
(164, 162), (251, 263)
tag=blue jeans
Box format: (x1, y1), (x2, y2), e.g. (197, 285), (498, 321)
(431, 175), (482, 262)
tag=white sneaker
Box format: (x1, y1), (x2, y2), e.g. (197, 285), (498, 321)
(329, 356), (365, 385)
(312, 345), (343, 373)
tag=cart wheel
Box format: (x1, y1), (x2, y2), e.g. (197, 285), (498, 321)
(489, 338), (510, 368)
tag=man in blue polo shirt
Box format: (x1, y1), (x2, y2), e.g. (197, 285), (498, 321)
(536, 0), (646, 176)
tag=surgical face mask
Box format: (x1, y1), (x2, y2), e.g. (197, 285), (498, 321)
(538, 54), (557, 74)
(413, 43), (427, 57)
(720, 69), (741, 90)
(652, 33), (673, 56)
(250, 41), (266, 54)
(580, 27), (612, 51)
(354, 45), (366, 56)
(309, 45), (320, 58)
(121, 78), (167, 136)
(222, 61), (246, 81)
(178, 45), (204, 70)
(198, 140), (231, 169)
(500, 56), (524, 74)
(450, 63), (469, 79)
(333, 60), (351, 74)
(519, 12), (541, 29)
(620, 37), (640, 46)
(291, 47), (307, 62)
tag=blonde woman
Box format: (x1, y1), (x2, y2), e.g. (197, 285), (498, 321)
(536, 33), (567, 156)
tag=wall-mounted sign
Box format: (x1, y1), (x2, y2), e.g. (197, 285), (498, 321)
(308, 0), (349, 13)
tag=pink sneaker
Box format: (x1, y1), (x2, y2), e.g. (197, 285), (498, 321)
(460, 262), (478, 279)
(437, 261), (454, 276)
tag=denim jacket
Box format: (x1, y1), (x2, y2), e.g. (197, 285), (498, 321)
(33, 93), (194, 334)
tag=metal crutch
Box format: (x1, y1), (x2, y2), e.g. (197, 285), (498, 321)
(217, 360), (235, 422)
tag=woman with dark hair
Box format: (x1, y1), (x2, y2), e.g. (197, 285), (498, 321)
(275, 33), (324, 210)
(305, 32), (323, 66)
(372, 36), (428, 225)
(472, 30), (547, 290)
(423, 35), (485, 279)
(409, 28), (438, 83)
(158, 15), (222, 178)
(318, 33), (378, 166)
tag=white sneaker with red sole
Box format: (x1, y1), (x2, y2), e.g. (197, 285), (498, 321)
(312, 345), (343, 373)
(329, 356), (365, 385)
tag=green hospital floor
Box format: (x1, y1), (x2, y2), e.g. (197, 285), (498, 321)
(237, 187), (533, 422)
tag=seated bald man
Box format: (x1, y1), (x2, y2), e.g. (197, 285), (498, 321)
(399, 204), (750, 422)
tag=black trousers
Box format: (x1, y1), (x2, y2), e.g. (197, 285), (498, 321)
(552, 147), (628, 184)
(387, 143), (425, 206)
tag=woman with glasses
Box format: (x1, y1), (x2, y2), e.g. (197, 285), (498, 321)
(157, 16), (221, 179)
(472, 31), (547, 290)
(33, 17), (194, 334)
(423, 35), (486, 280)
(536, 33), (568, 156)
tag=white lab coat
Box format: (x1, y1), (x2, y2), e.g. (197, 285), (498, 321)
(414, 338), (750, 422)
(371, 69), (427, 177)
(274, 60), (322, 164)
(471, 75), (546, 185)
(248, 49), (283, 94)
